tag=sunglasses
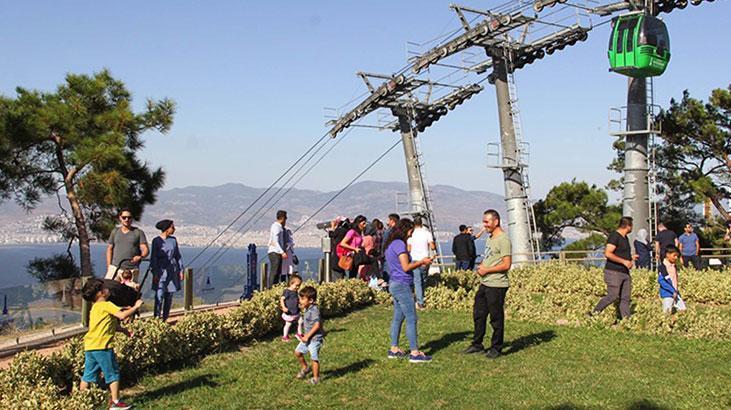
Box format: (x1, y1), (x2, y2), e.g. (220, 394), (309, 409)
(120, 216), (132, 220)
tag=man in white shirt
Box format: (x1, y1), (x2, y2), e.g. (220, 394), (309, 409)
(268, 210), (288, 288)
(407, 216), (435, 309)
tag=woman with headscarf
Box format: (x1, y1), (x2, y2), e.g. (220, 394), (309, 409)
(634, 228), (651, 269)
(150, 219), (184, 321)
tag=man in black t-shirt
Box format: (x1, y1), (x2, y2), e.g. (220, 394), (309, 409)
(452, 225), (476, 271)
(590, 216), (634, 319)
(654, 223), (679, 261)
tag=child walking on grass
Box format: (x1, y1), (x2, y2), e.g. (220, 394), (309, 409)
(658, 245), (687, 313)
(280, 274), (303, 341)
(80, 278), (143, 410)
(294, 285), (324, 384)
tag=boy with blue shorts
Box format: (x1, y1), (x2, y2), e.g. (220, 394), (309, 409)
(80, 278), (143, 410)
(294, 285), (324, 384)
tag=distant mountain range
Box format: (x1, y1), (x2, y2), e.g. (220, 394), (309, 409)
(0, 181), (505, 246)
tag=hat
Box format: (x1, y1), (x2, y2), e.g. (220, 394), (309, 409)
(155, 219), (174, 231)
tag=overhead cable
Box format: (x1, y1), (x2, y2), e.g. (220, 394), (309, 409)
(293, 138), (403, 234)
(186, 131), (332, 267)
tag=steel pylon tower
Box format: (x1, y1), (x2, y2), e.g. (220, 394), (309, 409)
(491, 53), (534, 264)
(327, 0), (716, 266)
(411, 4), (591, 264)
(393, 108), (442, 258)
(327, 73), (483, 266)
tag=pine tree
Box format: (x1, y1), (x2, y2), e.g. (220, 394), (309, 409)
(0, 70), (175, 277)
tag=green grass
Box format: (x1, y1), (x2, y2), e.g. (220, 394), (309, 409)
(128, 305), (731, 409)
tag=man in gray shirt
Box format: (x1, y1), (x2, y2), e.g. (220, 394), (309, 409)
(105, 208), (148, 279)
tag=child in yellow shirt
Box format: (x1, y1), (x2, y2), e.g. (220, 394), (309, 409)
(80, 278), (143, 410)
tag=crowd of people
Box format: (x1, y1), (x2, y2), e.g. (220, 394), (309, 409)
(265, 208), (513, 377)
(77, 205), (730, 405)
(589, 218), (715, 320)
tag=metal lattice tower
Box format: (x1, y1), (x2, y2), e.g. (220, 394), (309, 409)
(411, 3), (594, 264)
(326, 0), (717, 265)
(506, 71), (542, 256)
(327, 73), (483, 265)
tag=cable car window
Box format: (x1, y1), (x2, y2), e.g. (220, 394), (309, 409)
(609, 18), (617, 51)
(625, 17), (639, 52)
(640, 17), (669, 50)
(616, 19), (631, 53)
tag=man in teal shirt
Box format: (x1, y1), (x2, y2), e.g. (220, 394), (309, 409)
(464, 209), (512, 359)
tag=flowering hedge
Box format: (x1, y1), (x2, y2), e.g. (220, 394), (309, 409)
(0, 279), (376, 409)
(425, 262), (731, 340)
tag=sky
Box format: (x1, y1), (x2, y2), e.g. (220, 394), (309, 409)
(1, 0), (729, 201)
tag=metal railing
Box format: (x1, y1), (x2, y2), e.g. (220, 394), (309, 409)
(3, 245), (729, 356)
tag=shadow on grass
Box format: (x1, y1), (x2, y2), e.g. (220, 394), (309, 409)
(546, 399), (669, 410)
(626, 400), (670, 410)
(423, 331), (472, 355)
(132, 374), (219, 403)
(323, 359), (375, 380)
(503, 330), (556, 356)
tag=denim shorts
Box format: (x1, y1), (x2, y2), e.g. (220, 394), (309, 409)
(295, 338), (323, 362)
(82, 349), (120, 384)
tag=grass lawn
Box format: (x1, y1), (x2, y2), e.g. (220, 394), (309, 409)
(128, 305), (731, 409)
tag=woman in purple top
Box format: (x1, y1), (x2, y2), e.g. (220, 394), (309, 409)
(384, 218), (433, 363)
(150, 219), (184, 321)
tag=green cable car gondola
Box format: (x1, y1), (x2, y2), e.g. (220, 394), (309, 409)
(608, 13), (670, 77)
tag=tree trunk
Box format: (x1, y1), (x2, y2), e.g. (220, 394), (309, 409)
(709, 195), (730, 221)
(65, 185), (93, 277)
(53, 133), (93, 278)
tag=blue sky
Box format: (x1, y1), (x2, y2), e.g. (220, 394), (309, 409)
(1, 1), (728, 201)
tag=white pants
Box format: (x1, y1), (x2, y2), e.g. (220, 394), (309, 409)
(662, 296), (686, 313)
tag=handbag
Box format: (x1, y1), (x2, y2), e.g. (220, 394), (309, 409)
(292, 254), (299, 266)
(338, 254), (354, 271)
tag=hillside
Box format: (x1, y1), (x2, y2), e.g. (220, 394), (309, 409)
(0, 181), (505, 247)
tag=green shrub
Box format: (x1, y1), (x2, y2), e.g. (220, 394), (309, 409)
(0, 351), (107, 409)
(426, 262), (731, 340)
(114, 316), (185, 378)
(175, 311), (227, 357)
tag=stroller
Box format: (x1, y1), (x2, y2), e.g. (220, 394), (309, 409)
(104, 259), (152, 316)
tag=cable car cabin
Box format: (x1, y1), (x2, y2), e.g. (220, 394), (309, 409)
(608, 13), (670, 77)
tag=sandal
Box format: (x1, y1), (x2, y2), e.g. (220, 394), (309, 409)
(296, 366), (311, 379)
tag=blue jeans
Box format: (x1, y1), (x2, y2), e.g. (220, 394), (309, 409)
(390, 281), (419, 351)
(155, 289), (174, 320)
(413, 267), (427, 305)
(455, 260), (471, 271)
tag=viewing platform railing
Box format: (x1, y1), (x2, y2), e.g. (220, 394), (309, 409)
(2, 246), (728, 357)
